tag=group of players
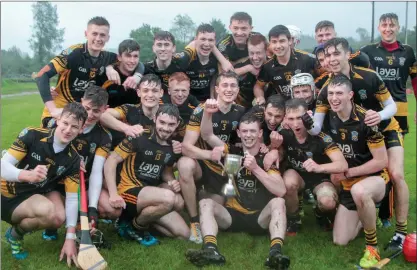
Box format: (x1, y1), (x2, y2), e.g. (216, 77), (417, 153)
(1, 11), (416, 270)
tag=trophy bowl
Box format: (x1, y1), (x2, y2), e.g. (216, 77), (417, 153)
(219, 154), (244, 197)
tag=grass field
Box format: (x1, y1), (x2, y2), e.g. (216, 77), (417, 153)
(1, 79), (38, 95)
(1, 95), (416, 270)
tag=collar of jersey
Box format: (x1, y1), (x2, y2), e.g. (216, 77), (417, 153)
(83, 42), (104, 58)
(45, 128), (72, 151)
(273, 50), (297, 66)
(332, 102), (360, 122)
(376, 40), (405, 51)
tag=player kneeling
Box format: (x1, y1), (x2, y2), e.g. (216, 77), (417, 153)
(104, 104), (189, 246)
(185, 113), (289, 269)
(1, 103), (87, 266)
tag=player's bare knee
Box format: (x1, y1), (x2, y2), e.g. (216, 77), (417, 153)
(161, 189), (176, 210)
(173, 194), (185, 212)
(333, 234), (350, 246)
(389, 169), (404, 184)
(199, 198), (214, 212)
(350, 184), (367, 206)
(177, 157), (196, 179)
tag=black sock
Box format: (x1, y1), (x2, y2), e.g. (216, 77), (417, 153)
(44, 229), (58, 235)
(270, 237), (283, 253)
(190, 215), (200, 223)
(203, 235), (218, 250)
(119, 210), (131, 223)
(364, 228), (377, 247)
(11, 226), (26, 239)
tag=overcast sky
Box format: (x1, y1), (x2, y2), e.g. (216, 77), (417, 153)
(1, 1), (416, 56)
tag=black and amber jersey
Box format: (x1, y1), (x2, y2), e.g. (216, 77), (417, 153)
(1, 128), (80, 197)
(115, 130), (179, 193)
(160, 94), (200, 124)
(101, 64), (140, 108)
(316, 65), (398, 131)
(361, 41), (417, 110)
(40, 43), (117, 119)
(322, 104), (387, 190)
(279, 128), (339, 178)
(71, 123), (112, 177)
(247, 105), (278, 146)
(217, 33), (261, 63)
(225, 146), (277, 214)
(313, 46), (370, 76)
(234, 57), (257, 108)
(144, 57), (188, 93)
(257, 50), (316, 99)
(187, 103), (245, 174)
(174, 47), (219, 101)
(314, 71), (330, 91)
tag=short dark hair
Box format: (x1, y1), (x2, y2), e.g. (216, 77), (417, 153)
(196, 23), (215, 36)
(154, 31), (176, 46)
(265, 94), (286, 111)
(239, 112), (262, 128)
(315, 20), (335, 33)
(215, 71), (239, 86)
(155, 104), (180, 122)
(61, 102), (88, 125)
(140, 74), (162, 88)
(324, 37), (350, 53)
(315, 43), (326, 57)
(328, 74), (352, 92)
(118, 39), (140, 55)
(379, 13), (399, 24)
(83, 85), (108, 107)
(248, 33), (268, 51)
(285, 98), (308, 112)
(268, 25), (291, 41)
(230, 12), (252, 25)
(87, 16), (110, 27)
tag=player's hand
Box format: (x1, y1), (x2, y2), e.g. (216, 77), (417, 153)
(263, 149), (279, 171)
(168, 180), (181, 193)
(59, 239), (79, 268)
(301, 112), (314, 130)
(243, 153), (258, 171)
(303, 158), (321, 173)
(204, 99), (219, 114)
(109, 194), (126, 209)
(247, 65), (260, 76)
(88, 207), (98, 230)
(364, 110), (381, 126)
(259, 143), (269, 154)
(50, 108), (63, 119)
(106, 65), (121, 85)
(172, 140), (182, 154)
(122, 124), (144, 138)
(23, 165), (48, 183)
(50, 86), (58, 99)
(211, 145), (225, 162)
(123, 75), (141, 89)
(220, 60), (234, 72)
(255, 96), (266, 106)
(270, 131), (283, 149)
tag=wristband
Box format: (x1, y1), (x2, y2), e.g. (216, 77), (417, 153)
(65, 232), (77, 240)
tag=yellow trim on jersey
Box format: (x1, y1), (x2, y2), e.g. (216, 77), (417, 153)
(95, 148), (109, 158)
(225, 197), (257, 214)
(113, 106), (127, 122)
(203, 160), (224, 175)
(349, 51), (360, 59)
(341, 176), (365, 190)
(382, 117), (400, 132)
(367, 139), (385, 149)
(314, 72), (329, 83)
(102, 80), (114, 90)
(218, 35), (231, 46)
(7, 148), (27, 161)
(114, 145), (131, 160)
(64, 177), (79, 193)
(325, 146), (340, 156)
(395, 102), (408, 117)
(315, 104), (329, 114)
(1, 180), (15, 198)
(186, 124), (200, 132)
(256, 80), (266, 87)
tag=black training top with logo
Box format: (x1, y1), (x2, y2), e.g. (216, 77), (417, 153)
(217, 32), (261, 63)
(1, 128), (80, 197)
(257, 50), (316, 100)
(144, 57), (188, 93)
(160, 94), (200, 124)
(235, 57), (257, 108)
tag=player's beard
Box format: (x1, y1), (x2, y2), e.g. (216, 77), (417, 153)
(156, 129), (172, 141)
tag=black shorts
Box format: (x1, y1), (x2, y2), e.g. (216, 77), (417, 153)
(394, 116), (408, 135)
(382, 129), (404, 149)
(225, 207), (266, 234)
(298, 171), (330, 191)
(339, 181), (392, 211)
(1, 193), (34, 224)
(41, 117), (55, 129)
(120, 187), (143, 219)
(198, 160), (228, 195)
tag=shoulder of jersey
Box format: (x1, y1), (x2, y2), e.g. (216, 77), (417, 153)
(295, 49), (316, 59)
(354, 65), (378, 75)
(218, 34), (232, 45)
(21, 126), (50, 136)
(61, 43), (85, 56)
(233, 103), (245, 111)
(97, 123), (113, 138)
(315, 72), (330, 82)
(360, 42), (378, 50)
(353, 104), (367, 118)
(402, 43), (416, 53)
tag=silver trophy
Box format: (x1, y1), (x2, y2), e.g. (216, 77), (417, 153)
(218, 154), (245, 197)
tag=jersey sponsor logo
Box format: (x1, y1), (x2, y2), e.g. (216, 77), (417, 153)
(376, 67), (399, 81)
(237, 177), (257, 193)
(138, 162), (161, 178)
(191, 79), (209, 89)
(351, 131), (359, 141)
(374, 57), (384, 61)
(164, 153), (171, 164)
(90, 143), (96, 154)
(145, 150), (154, 156)
(31, 152), (41, 161)
(73, 78), (96, 91)
(278, 84), (291, 96)
(273, 76), (282, 80)
(288, 157), (304, 170)
(78, 67), (87, 73)
(358, 89), (367, 100)
(337, 143), (355, 158)
(232, 121), (239, 131)
(19, 128), (28, 138)
(217, 134), (229, 142)
(399, 57), (406, 66)
(57, 166), (65, 176)
(209, 68), (216, 74)
(322, 135), (333, 143)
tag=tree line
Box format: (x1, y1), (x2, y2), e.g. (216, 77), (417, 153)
(1, 2), (416, 78)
